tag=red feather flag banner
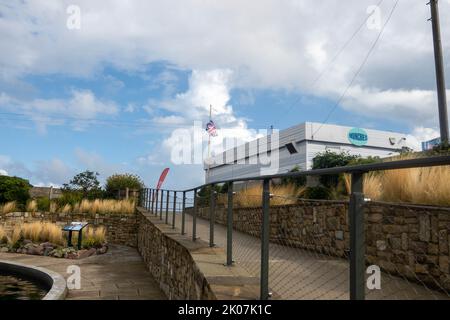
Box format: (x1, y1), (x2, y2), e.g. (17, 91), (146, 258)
(156, 168), (170, 189)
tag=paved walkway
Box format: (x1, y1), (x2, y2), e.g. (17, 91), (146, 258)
(174, 213), (450, 300)
(0, 245), (166, 300)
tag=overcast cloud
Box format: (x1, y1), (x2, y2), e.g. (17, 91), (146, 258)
(0, 0), (449, 186)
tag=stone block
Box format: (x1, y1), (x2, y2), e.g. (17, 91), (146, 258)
(401, 233), (408, 251)
(382, 225), (404, 234)
(410, 241), (428, 254)
(438, 230), (448, 255)
(367, 213), (383, 223)
(326, 217), (338, 229)
(439, 256), (449, 273)
(431, 216), (439, 243)
(418, 214), (431, 242)
(428, 243), (439, 255)
(388, 236), (401, 250)
(415, 264), (428, 274)
(376, 240), (387, 251)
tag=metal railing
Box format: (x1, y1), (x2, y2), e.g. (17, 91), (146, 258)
(139, 155), (450, 300)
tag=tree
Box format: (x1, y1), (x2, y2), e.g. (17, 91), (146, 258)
(105, 173), (144, 197)
(312, 151), (360, 188)
(0, 176), (32, 204)
(63, 171), (101, 198)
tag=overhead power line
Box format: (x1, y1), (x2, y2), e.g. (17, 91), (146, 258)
(312, 0), (400, 138)
(279, 0), (385, 125)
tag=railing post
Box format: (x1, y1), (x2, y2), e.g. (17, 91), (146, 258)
(151, 189), (155, 214)
(155, 189), (159, 215)
(141, 188), (145, 208)
(226, 182), (234, 266)
(260, 179), (270, 300)
(172, 191), (177, 229)
(146, 189), (150, 210)
(349, 172), (365, 300)
(181, 191), (186, 235)
(160, 189), (164, 220)
(166, 190), (170, 224)
(193, 188), (197, 241)
(209, 185), (216, 247)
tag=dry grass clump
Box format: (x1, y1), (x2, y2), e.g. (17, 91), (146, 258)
(218, 183), (306, 208)
(26, 200), (38, 213)
(61, 204), (72, 214)
(72, 199), (135, 215)
(1, 201), (17, 214)
(10, 226), (22, 246)
(82, 226), (106, 247)
(344, 173), (382, 201)
(2, 222), (106, 248)
(380, 166), (450, 206)
(49, 202), (58, 214)
(19, 222), (64, 245)
(344, 165), (450, 206)
(0, 225), (8, 244)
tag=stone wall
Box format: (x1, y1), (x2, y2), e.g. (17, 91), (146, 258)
(0, 211), (138, 247)
(136, 208), (259, 300)
(187, 201), (450, 291)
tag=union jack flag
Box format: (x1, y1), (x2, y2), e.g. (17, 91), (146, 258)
(205, 120), (218, 137)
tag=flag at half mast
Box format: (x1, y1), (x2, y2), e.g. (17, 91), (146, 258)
(206, 120), (218, 137)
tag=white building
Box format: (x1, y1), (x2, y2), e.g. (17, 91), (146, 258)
(205, 122), (410, 184)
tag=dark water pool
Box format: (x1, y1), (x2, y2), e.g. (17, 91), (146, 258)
(0, 272), (47, 300)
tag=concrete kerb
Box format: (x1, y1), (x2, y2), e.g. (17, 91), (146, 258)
(0, 259), (67, 300)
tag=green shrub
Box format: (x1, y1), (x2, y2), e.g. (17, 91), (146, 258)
(219, 183), (229, 194)
(36, 197), (51, 211)
(105, 173), (144, 198)
(305, 186), (331, 200)
(56, 191), (83, 206)
(347, 156), (381, 166)
(0, 235), (8, 245)
(0, 176), (32, 205)
(312, 151), (359, 188)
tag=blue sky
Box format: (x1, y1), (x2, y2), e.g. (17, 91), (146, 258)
(0, 1), (449, 189)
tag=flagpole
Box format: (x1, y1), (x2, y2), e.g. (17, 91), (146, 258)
(207, 104), (212, 181)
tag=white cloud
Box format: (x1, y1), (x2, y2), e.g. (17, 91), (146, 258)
(124, 103), (135, 113)
(0, 169), (8, 176)
(137, 69), (263, 186)
(0, 89), (118, 132)
(1, 2), (448, 86)
(406, 126), (441, 151)
(158, 69), (260, 157)
(74, 148), (125, 181)
(34, 159), (75, 186)
(2, 1), (450, 188)
(1, 0), (449, 132)
(340, 87), (450, 127)
(0, 154), (71, 186)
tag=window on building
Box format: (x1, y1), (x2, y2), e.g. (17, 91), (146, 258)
(285, 142), (298, 154)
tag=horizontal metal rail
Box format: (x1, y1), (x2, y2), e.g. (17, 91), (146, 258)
(165, 155), (450, 193)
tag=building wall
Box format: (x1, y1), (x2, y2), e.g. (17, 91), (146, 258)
(305, 141), (399, 169)
(29, 187), (63, 200)
(206, 122), (408, 183)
